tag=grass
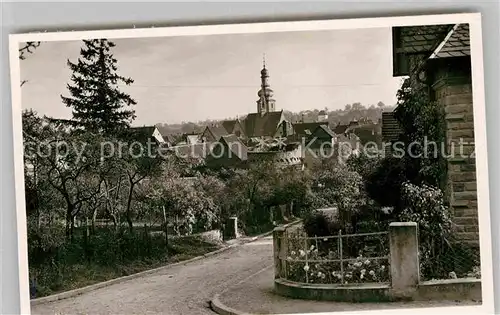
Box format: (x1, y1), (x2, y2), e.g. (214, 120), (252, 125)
(30, 236), (221, 298)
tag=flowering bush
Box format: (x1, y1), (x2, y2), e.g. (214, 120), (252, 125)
(398, 182), (451, 233)
(466, 266), (481, 279)
(398, 182), (480, 280)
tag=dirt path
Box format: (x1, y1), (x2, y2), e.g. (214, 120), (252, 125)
(31, 237), (274, 315)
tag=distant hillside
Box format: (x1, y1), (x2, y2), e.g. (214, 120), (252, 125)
(156, 102), (395, 136)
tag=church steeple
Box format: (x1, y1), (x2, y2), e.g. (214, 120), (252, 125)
(257, 54), (276, 115)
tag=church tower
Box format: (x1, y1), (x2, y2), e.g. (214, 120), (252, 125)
(256, 55), (276, 115)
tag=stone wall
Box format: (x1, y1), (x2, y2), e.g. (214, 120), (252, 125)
(432, 70), (478, 246)
(247, 146), (303, 166)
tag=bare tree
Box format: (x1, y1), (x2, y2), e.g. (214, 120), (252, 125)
(19, 41), (41, 86)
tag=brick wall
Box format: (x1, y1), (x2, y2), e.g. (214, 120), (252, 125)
(433, 81), (478, 246)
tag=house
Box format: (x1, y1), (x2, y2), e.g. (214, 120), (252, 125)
(128, 125), (165, 144)
(318, 110), (328, 122)
(161, 134), (176, 148)
(221, 119), (246, 138)
(302, 125), (335, 164)
(392, 23), (477, 245)
(205, 134), (248, 168)
(348, 122), (382, 146)
(333, 123), (350, 136)
(291, 122), (328, 141)
(200, 125), (228, 143)
(381, 111), (402, 155)
(165, 142), (210, 161)
(301, 124), (359, 168)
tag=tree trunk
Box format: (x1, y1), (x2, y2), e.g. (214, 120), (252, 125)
(125, 182), (135, 233)
(65, 204), (74, 240)
(108, 211), (118, 229)
(162, 206), (169, 254)
(91, 208), (98, 235)
(70, 215), (76, 242)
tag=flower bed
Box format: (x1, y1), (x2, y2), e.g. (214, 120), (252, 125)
(281, 227), (391, 285)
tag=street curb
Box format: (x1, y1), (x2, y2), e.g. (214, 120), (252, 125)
(210, 294), (251, 315)
(210, 220), (302, 315)
(30, 228), (277, 306)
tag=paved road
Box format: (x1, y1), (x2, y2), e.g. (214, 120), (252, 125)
(31, 237), (273, 315)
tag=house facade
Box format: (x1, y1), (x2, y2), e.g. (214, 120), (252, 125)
(392, 23), (478, 245)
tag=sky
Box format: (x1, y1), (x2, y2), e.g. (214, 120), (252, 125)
(20, 27), (404, 126)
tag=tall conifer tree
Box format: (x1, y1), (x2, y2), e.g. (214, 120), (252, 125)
(61, 39), (137, 133)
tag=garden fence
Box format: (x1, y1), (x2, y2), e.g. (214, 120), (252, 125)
(277, 227), (391, 285)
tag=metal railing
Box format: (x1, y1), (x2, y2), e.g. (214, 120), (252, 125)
(278, 228), (391, 285)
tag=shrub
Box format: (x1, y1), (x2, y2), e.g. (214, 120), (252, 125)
(397, 182), (479, 279)
(365, 157), (408, 210)
(314, 162), (366, 227)
(393, 78), (448, 191)
(303, 211), (341, 237)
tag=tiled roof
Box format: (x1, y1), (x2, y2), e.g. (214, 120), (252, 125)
(395, 24), (453, 54)
(381, 112), (402, 142)
(350, 124), (382, 145)
(162, 135), (174, 143)
(312, 124), (336, 139)
(244, 111), (285, 138)
(430, 24), (470, 59)
(293, 122), (327, 137)
(166, 143), (210, 159)
(348, 122), (382, 134)
(392, 24), (455, 76)
(393, 23), (469, 77)
(130, 126), (156, 134)
(222, 120), (237, 133)
(127, 126), (160, 143)
(333, 124), (349, 135)
(220, 134), (248, 161)
(205, 125), (229, 140)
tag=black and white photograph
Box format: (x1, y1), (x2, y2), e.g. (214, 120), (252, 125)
(9, 13), (494, 315)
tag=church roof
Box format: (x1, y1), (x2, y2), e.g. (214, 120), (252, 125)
(244, 111), (284, 138)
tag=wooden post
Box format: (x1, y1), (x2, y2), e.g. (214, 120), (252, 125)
(339, 230), (344, 285)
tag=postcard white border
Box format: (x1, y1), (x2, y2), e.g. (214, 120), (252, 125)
(9, 12), (494, 315)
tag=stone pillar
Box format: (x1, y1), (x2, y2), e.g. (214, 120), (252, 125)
(225, 216), (238, 240)
(431, 60), (478, 246)
(389, 222), (419, 299)
(273, 227), (286, 279)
